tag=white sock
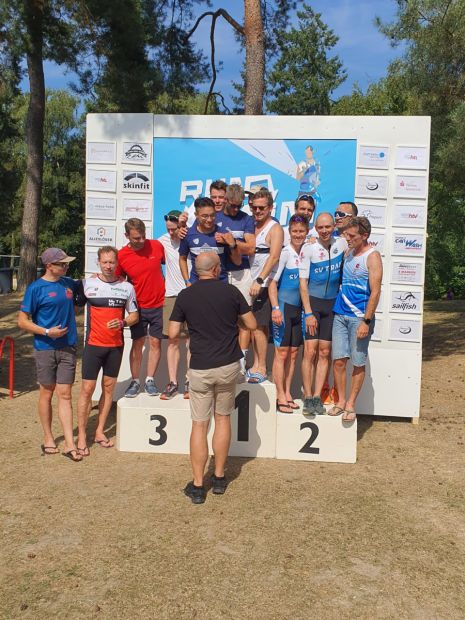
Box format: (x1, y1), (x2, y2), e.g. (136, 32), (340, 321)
(145, 376), (153, 383)
(132, 378), (140, 385)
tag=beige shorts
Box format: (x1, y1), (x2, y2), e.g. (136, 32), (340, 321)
(228, 269), (253, 306)
(163, 296), (189, 337)
(187, 361), (241, 422)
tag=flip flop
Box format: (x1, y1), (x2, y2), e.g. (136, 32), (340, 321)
(342, 408), (357, 422)
(95, 438), (114, 448)
(77, 446), (90, 457)
(41, 444), (60, 455)
(63, 449), (83, 462)
(276, 401), (294, 414)
(247, 372), (267, 384)
(328, 405), (345, 417)
(287, 400), (300, 410)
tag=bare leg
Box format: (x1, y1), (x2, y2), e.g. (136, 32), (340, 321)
(146, 336), (161, 378)
(302, 340), (318, 398)
(333, 358), (348, 408)
(190, 420), (209, 487)
(313, 340), (331, 397)
(38, 384), (55, 447)
(346, 365), (366, 411)
(284, 347), (299, 402)
(129, 337), (144, 379)
(212, 413), (232, 477)
(55, 383), (78, 453)
(167, 337), (180, 383)
(249, 326), (268, 377)
(238, 327), (250, 351)
(77, 379), (96, 449)
(272, 346), (290, 404)
(94, 375), (117, 445)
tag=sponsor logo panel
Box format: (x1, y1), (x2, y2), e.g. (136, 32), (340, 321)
(391, 261), (423, 284)
(392, 234), (425, 256)
(86, 142), (116, 164)
(86, 169), (117, 193)
(392, 203), (426, 228)
(395, 146), (428, 170)
(355, 175), (388, 199)
(122, 142), (152, 165)
(122, 170), (152, 193)
(359, 203), (386, 227)
(86, 225), (116, 246)
(388, 318), (421, 342)
(394, 175), (427, 198)
(357, 145), (390, 169)
(86, 196), (116, 220)
(389, 289), (422, 314)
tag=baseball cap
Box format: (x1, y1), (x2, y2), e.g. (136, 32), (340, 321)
(40, 248), (76, 265)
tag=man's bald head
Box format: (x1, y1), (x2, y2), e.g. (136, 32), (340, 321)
(316, 212), (334, 226)
(195, 252), (220, 278)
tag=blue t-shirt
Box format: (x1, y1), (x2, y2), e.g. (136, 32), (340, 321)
(20, 277), (77, 350)
(179, 225), (229, 283)
(216, 210), (255, 271)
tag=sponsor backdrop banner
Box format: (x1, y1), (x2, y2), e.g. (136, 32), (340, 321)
(152, 138), (357, 239)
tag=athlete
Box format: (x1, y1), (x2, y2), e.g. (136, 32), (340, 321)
(158, 210), (190, 399)
(299, 213), (347, 416)
(283, 194), (318, 245)
(269, 215), (308, 413)
(247, 189), (284, 384)
(330, 216), (382, 421)
(179, 197), (241, 284)
(216, 184), (255, 372)
(75, 246), (139, 452)
(117, 218), (165, 398)
(334, 201), (358, 237)
(210, 179), (228, 212)
(296, 145), (321, 202)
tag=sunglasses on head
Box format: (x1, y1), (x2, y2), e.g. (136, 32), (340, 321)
(289, 215), (309, 225)
(335, 210), (350, 218)
(250, 205), (267, 211)
(164, 215), (179, 223)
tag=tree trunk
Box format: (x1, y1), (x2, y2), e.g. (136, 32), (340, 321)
(18, 0), (45, 290)
(244, 0), (265, 115)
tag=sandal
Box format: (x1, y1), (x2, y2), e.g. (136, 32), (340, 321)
(94, 438), (114, 448)
(276, 401), (294, 414)
(41, 444), (59, 455)
(328, 405), (345, 417)
(77, 446), (90, 457)
(342, 408), (356, 422)
(247, 371), (267, 384)
(287, 400), (300, 410)
(63, 449), (83, 462)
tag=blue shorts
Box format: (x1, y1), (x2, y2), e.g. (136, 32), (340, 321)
(331, 314), (375, 367)
(272, 303), (302, 348)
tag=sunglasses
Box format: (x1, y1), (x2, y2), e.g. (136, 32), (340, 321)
(52, 262), (69, 268)
(299, 194), (314, 201)
(250, 205), (268, 212)
(289, 215), (309, 224)
(164, 215), (179, 222)
(335, 210), (350, 218)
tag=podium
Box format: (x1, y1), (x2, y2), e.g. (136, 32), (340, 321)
(117, 381), (357, 463)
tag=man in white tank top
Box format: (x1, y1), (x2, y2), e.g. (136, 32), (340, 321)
(329, 217), (383, 422)
(247, 189), (284, 383)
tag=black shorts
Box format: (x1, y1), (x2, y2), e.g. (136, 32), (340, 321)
(303, 297), (335, 342)
(130, 306), (163, 340)
(272, 303), (302, 348)
(82, 344), (124, 380)
(252, 287), (271, 327)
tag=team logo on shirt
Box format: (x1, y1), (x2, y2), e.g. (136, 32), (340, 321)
(65, 288), (73, 299)
(193, 238), (199, 245)
(217, 221), (223, 227)
(48, 292), (57, 297)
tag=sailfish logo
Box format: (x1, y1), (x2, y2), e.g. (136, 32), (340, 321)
(396, 292), (416, 302)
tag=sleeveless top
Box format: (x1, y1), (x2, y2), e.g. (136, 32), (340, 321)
(250, 219), (280, 286)
(272, 244), (303, 308)
(333, 246), (375, 318)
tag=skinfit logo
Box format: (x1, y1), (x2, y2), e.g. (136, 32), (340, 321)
(123, 172), (150, 190)
(125, 144), (148, 160)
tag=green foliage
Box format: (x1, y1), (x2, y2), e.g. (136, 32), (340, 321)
(267, 3), (345, 115)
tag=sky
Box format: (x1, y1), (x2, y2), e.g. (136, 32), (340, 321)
(22, 0), (403, 109)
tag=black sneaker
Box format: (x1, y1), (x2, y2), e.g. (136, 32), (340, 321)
(183, 481), (206, 504)
(211, 475), (228, 495)
(160, 381), (178, 400)
(313, 396), (326, 415)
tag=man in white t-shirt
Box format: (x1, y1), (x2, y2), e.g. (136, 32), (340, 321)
(157, 210), (190, 399)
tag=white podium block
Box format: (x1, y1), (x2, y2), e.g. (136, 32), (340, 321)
(275, 406), (357, 463)
(117, 381), (277, 458)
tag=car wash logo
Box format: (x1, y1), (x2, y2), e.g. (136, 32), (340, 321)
(122, 171), (152, 193)
(124, 144), (149, 162)
(391, 291), (420, 312)
(394, 235), (424, 254)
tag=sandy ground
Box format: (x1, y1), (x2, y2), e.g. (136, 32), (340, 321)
(0, 294), (464, 619)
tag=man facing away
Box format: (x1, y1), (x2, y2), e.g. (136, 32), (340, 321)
(247, 189), (284, 383)
(329, 216), (382, 421)
(75, 246), (139, 454)
(18, 248), (82, 461)
(117, 218), (165, 398)
(169, 252), (256, 504)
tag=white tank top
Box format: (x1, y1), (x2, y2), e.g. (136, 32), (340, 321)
(250, 219), (280, 286)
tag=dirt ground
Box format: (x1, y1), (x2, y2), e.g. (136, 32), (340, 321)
(1, 293), (464, 619)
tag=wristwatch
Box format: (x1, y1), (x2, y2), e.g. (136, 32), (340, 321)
(256, 277), (264, 285)
(45, 328), (49, 336)
(363, 317), (371, 325)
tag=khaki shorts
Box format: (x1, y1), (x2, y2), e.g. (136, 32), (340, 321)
(163, 296), (188, 337)
(228, 269), (253, 306)
(188, 361), (241, 421)
(34, 346), (77, 385)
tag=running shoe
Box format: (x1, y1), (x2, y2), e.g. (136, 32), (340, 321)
(144, 378), (160, 396)
(313, 396), (326, 415)
(124, 380), (140, 398)
(160, 381), (178, 400)
(184, 481), (206, 504)
(183, 381), (190, 399)
(211, 475), (228, 495)
(302, 397), (315, 415)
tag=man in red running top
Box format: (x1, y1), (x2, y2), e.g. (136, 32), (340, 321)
(75, 246), (139, 452)
(117, 218), (165, 397)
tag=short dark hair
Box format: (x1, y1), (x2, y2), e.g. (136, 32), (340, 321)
(295, 194), (315, 210)
(252, 188), (273, 207)
(347, 216), (371, 236)
(289, 214), (309, 229)
(210, 180), (227, 193)
(98, 246), (118, 260)
(125, 218), (146, 234)
(339, 201), (358, 216)
(194, 197), (215, 210)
